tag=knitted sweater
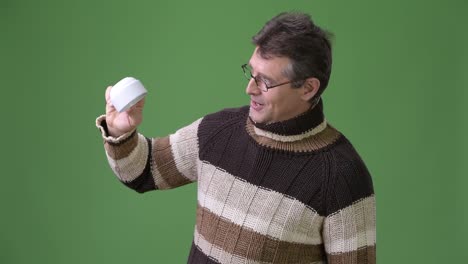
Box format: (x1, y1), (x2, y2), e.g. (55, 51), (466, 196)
(96, 100), (376, 264)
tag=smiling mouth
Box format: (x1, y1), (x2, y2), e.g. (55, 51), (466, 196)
(250, 100), (264, 111)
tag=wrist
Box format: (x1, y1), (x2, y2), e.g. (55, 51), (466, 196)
(96, 115), (137, 144)
(108, 126), (126, 138)
(99, 117), (129, 138)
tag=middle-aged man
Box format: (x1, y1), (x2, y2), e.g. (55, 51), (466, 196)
(96, 12), (376, 264)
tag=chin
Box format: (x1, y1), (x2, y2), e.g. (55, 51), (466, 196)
(249, 110), (269, 124)
(248, 110), (261, 123)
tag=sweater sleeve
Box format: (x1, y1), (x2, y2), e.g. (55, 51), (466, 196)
(95, 115), (202, 193)
(322, 149), (376, 264)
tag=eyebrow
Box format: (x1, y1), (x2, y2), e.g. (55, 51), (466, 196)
(248, 62), (277, 83)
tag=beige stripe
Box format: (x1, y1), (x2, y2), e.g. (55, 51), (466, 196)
(197, 161), (324, 245)
(194, 229), (327, 264)
(253, 119), (328, 142)
(169, 118), (201, 182)
(246, 118), (341, 152)
(194, 228), (259, 264)
(323, 196), (376, 254)
(106, 134), (149, 182)
(327, 245), (376, 264)
(151, 136), (192, 189)
(195, 205), (325, 263)
(150, 118), (201, 189)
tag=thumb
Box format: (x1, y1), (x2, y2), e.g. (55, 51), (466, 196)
(105, 86), (117, 114)
(105, 86), (112, 103)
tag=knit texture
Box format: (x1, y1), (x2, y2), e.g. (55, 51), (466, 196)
(96, 100), (376, 264)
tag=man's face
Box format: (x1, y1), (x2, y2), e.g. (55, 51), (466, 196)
(246, 47), (311, 124)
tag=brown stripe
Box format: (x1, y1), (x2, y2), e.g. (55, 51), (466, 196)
(196, 204), (325, 263)
(327, 245), (376, 264)
(104, 132), (139, 160)
(152, 136), (192, 189)
(246, 118), (341, 152)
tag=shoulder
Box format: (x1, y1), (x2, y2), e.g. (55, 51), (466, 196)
(202, 106), (249, 122)
(324, 134), (375, 215)
(199, 106), (249, 131)
(198, 106), (249, 145)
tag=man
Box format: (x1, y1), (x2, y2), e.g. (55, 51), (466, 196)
(96, 12), (376, 264)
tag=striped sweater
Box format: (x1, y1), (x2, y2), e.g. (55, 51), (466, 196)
(96, 100), (376, 264)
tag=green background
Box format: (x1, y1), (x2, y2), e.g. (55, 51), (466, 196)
(1, 0), (467, 263)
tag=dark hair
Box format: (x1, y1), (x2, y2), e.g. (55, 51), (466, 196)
(252, 12), (333, 99)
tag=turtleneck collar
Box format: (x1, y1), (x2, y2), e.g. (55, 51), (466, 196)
(248, 98), (327, 142)
(245, 98), (341, 152)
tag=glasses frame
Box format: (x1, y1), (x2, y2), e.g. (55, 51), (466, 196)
(242, 63), (301, 92)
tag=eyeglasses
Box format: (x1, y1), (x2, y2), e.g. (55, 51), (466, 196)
(241, 63), (298, 92)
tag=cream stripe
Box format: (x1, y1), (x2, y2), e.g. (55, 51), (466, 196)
(106, 134), (148, 182)
(194, 228), (325, 264)
(197, 161), (324, 245)
(327, 246), (376, 264)
(323, 195), (376, 254)
(169, 118), (202, 182)
(147, 137), (168, 189)
(253, 119), (327, 142)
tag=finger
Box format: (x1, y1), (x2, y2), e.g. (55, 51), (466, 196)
(105, 86), (117, 114)
(106, 101), (116, 114)
(105, 87), (116, 114)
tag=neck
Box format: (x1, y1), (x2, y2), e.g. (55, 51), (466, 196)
(245, 98), (342, 152)
(249, 98), (325, 140)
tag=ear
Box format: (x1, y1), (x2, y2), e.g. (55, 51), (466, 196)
(300, 77), (320, 102)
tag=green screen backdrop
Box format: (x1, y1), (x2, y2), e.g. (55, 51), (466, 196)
(1, 0), (467, 263)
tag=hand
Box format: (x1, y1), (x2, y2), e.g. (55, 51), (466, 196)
(105, 86), (145, 137)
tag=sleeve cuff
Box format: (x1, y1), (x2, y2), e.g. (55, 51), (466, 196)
(95, 115), (137, 145)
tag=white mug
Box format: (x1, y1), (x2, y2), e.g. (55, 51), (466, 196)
(110, 77), (147, 112)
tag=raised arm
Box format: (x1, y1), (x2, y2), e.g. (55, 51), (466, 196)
(95, 86), (201, 193)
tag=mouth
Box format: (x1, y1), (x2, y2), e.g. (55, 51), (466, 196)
(250, 99), (264, 111)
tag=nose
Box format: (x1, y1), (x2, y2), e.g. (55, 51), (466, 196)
(245, 78), (261, 96)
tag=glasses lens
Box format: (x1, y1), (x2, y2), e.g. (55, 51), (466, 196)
(242, 64), (268, 91)
(242, 65), (252, 80)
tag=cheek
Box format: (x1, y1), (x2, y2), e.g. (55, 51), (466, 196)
(263, 90), (282, 106)
(269, 91), (304, 116)
(266, 90), (294, 109)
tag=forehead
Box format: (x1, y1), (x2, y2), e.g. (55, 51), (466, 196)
(248, 47), (291, 78)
